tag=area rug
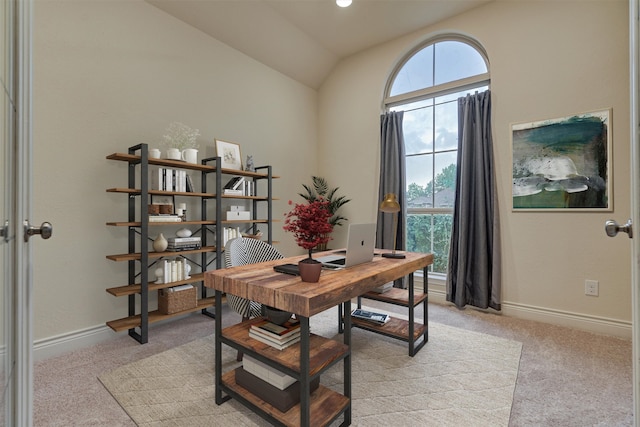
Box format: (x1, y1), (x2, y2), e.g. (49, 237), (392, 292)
(99, 307), (522, 426)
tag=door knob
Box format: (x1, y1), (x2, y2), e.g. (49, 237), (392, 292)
(605, 219), (633, 238)
(23, 220), (53, 242)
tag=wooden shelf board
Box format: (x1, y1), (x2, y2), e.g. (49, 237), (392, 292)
(222, 370), (349, 427)
(106, 297), (215, 332)
(106, 153), (280, 179)
(106, 220), (216, 227)
(106, 188), (214, 198)
(106, 246), (216, 262)
(106, 273), (206, 296)
(222, 317), (349, 377)
(351, 316), (427, 341)
(361, 288), (428, 307)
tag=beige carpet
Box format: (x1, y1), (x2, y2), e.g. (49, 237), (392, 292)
(99, 307), (522, 426)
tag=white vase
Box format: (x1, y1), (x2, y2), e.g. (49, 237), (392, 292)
(153, 233), (168, 252)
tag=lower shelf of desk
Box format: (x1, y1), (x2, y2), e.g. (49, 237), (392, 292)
(221, 370), (349, 427)
(354, 287), (428, 356)
(351, 316), (427, 342)
(220, 317), (351, 426)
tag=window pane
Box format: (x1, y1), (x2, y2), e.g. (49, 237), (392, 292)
(434, 99), (458, 152)
(406, 153), (433, 207)
(390, 45), (433, 96)
(406, 213), (452, 274)
(433, 152), (457, 208)
(403, 105), (433, 155)
(434, 41), (487, 85)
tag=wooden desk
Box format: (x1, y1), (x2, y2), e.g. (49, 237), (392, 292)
(205, 250), (433, 427)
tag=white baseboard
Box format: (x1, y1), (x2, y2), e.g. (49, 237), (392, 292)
(26, 281), (631, 362)
(34, 324), (116, 362)
(427, 282), (632, 339)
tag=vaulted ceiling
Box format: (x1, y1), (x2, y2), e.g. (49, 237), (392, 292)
(146, 0), (493, 89)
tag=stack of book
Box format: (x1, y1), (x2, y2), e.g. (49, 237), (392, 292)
(351, 308), (391, 325)
(223, 176), (256, 196)
(371, 282), (393, 293)
(248, 318), (301, 350)
(148, 214), (182, 223)
(167, 236), (201, 251)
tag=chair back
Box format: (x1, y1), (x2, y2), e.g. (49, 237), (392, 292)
(224, 237), (284, 267)
(223, 237), (284, 318)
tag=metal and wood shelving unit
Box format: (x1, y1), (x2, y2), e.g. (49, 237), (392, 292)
(105, 143), (276, 343)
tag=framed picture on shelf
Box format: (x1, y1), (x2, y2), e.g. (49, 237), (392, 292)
(150, 194), (175, 214)
(215, 139), (243, 170)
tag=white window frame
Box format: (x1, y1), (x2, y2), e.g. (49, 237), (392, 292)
(383, 34), (490, 279)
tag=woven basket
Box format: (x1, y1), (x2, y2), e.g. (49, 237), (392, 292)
(158, 286), (197, 314)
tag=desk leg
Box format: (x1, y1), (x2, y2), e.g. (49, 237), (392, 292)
(408, 273), (415, 357)
(300, 316), (310, 427)
(424, 266), (429, 343)
(214, 290), (224, 405)
(342, 299), (352, 426)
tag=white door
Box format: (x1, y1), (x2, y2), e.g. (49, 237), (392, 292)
(2, 1), (51, 425)
(620, 1), (640, 424)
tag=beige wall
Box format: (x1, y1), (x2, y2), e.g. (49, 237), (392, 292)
(29, 0), (631, 351)
(319, 0), (631, 334)
(32, 0), (317, 343)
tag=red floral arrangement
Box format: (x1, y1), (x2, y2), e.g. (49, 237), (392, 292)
(283, 198), (334, 260)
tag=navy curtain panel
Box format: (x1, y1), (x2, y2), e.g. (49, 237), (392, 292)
(447, 90), (501, 310)
(378, 111), (406, 287)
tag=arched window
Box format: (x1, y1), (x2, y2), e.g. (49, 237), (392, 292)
(384, 35), (490, 275)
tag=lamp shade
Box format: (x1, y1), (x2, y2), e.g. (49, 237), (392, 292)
(379, 193), (400, 213)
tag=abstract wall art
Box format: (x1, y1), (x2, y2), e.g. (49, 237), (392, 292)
(511, 109), (611, 211)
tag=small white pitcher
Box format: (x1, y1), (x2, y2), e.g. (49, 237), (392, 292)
(182, 148), (198, 164)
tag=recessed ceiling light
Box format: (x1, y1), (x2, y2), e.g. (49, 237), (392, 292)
(336, 0), (352, 7)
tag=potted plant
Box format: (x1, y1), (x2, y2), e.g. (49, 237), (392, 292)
(161, 121), (200, 162)
(283, 198), (333, 282)
(299, 176), (350, 250)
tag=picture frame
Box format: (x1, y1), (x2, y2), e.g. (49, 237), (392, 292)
(151, 195), (175, 214)
(215, 139), (243, 170)
(511, 109), (612, 211)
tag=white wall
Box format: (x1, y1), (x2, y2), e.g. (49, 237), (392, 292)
(319, 0), (631, 335)
(31, 0), (316, 344)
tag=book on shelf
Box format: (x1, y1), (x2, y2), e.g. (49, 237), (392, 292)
(371, 282), (393, 293)
(148, 215), (182, 222)
(242, 356), (296, 391)
(250, 318), (300, 339)
(167, 237), (201, 244)
(248, 330), (300, 350)
(224, 176), (244, 190)
(150, 167), (187, 192)
(223, 189), (243, 195)
(351, 308), (391, 325)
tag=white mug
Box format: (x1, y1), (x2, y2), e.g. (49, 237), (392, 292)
(149, 148), (161, 159)
(166, 148), (181, 160)
(182, 148), (198, 164)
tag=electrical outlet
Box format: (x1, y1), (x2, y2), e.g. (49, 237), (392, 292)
(585, 280), (599, 296)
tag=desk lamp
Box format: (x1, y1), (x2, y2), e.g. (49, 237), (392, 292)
(379, 193), (405, 259)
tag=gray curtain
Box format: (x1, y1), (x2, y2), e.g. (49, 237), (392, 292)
(377, 111), (406, 287)
(447, 90), (501, 310)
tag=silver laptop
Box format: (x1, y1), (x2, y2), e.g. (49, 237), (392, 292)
(316, 223), (376, 269)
